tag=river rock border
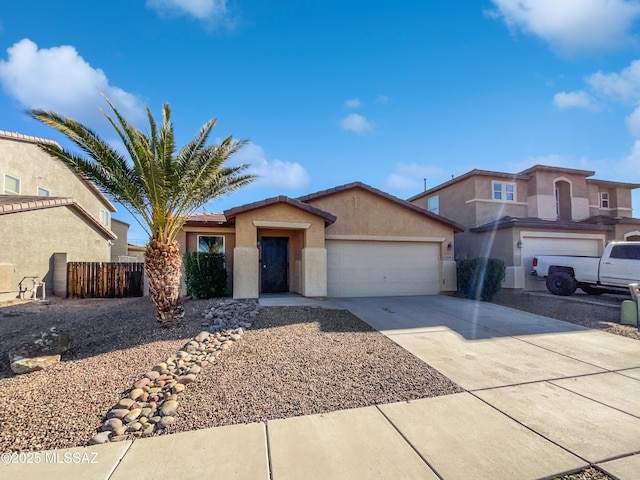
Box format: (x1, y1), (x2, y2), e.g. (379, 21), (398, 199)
(89, 299), (259, 445)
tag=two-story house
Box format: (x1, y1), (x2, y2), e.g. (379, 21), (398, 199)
(0, 130), (120, 301)
(409, 165), (640, 291)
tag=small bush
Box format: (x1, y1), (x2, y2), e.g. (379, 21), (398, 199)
(457, 258), (506, 301)
(183, 252), (228, 299)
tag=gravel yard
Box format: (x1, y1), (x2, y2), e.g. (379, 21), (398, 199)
(0, 292), (633, 480)
(0, 296), (461, 452)
(492, 290), (640, 341)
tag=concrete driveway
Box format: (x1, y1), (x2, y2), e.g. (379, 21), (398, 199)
(332, 295), (640, 478)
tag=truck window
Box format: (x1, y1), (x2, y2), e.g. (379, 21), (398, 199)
(610, 245), (640, 260)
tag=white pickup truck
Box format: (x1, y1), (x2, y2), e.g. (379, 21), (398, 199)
(531, 241), (640, 296)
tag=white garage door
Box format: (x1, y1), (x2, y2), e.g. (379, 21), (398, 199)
(326, 240), (441, 297)
(521, 236), (603, 291)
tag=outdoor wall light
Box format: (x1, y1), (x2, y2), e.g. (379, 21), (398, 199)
(517, 240), (523, 248)
(447, 242), (452, 250)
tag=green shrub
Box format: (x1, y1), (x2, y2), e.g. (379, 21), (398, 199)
(183, 252), (228, 299)
(457, 257), (506, 301)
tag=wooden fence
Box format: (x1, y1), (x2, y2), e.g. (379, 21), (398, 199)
(67, 262), (144, 298)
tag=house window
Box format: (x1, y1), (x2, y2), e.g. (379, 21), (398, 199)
(3, 174), (20, 194)
(99, 209), (110, 227)
(197, 235), (225, 254)
(492, 181), (515, 202)
(37, 187), (50, 197)
(427, 195), (439, 215)
(600, 192), (610, 208)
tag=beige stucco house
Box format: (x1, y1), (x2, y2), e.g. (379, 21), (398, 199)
(0, 130), (118, 301)
(409, 164), (640, 290)
(178, 182), (463, 299)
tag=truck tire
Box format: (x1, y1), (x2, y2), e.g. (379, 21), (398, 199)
(546, 272), (577, 296)
(580, 284), (604, 295)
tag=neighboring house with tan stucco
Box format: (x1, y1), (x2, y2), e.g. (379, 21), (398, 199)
(178, 182), (463, 299)
(408, 164), (640, 291)
(0, 130), (118, 301)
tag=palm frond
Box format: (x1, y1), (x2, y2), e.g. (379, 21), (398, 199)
(29, 96), (254, 243)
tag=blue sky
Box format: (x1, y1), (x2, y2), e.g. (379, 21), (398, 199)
(2, 0), (640, 242)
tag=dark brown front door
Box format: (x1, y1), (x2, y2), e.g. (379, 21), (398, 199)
(261, 237), (289, 293)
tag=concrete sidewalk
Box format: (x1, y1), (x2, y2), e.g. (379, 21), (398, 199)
(3, 295), (640, 480)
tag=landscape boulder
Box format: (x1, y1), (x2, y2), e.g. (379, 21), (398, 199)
(9, 327), (71, 374)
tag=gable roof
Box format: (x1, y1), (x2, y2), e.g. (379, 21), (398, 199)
(224, 195), (337, 225)
(298, 181), (464, 232)
(409, 164), (640, 203)
(0, 130), (117, 212)
(518, 164), (595, 177)
(407, 169), (530, 202)
(0, 195), (116, 240)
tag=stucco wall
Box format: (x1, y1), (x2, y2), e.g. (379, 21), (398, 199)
(234, 203), (326, 248)
(0, 206), (111, 300)
(110, 219), (129, 261)
(413, 177), (476, 227)
(307, 187), (455, 258)
(0, 138), (114, 223)
(177, 227), (236, 296)
(413, 176), (529, 228)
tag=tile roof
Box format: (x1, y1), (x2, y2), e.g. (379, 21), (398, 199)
(0, 130), (61, 147)
(0, 130), (116, 212)
(0, 195), (116, 240)
(518, 164), (595, 177)
(470, 216), (616, 233)
(184, 212), (229, 226)
(298, 181), (464, 232)
(224, 195), (337, 224)
(407, 169), (530, 202)
(408, 164), (639, 202)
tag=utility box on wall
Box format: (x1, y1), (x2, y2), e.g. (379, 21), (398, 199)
(0, 263), (17, 299)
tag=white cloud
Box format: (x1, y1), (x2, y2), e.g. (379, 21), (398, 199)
(626, 106), (640, 137)
(386, 163), (445, 191)
(553, 90), (597, 110)
(146, 0), (228, 21)
(376, 94), (389, 104)
(488, 0), (640, 54)
(620, 140), (640, 179)
(344, 98), (361, 109)
(340, 113), (373, 135)
(587, 59), (640, 103)
(232, 142), (310, 189)
(0, 39), (143, 127)
(554, 59), (640, 137)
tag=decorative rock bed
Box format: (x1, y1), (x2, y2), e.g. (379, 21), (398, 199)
(89, 299), (259, 445)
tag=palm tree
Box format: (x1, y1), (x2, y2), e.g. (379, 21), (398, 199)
(30, 98), (254, 326)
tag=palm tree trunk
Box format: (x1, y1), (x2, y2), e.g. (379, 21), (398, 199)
(145, 238), (184, 326)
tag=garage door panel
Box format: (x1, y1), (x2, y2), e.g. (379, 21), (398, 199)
(326, 240), (440, 297)
(521, 237), (602, 291)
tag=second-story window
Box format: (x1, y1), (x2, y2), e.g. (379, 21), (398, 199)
(600, 192), (610, 208)
(100, 209), (110, 227)
(37, 187), (50, 197)
(492, 181), (515, 202)
(3, 174), (20, 194)
(427, 195), (439, 214)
